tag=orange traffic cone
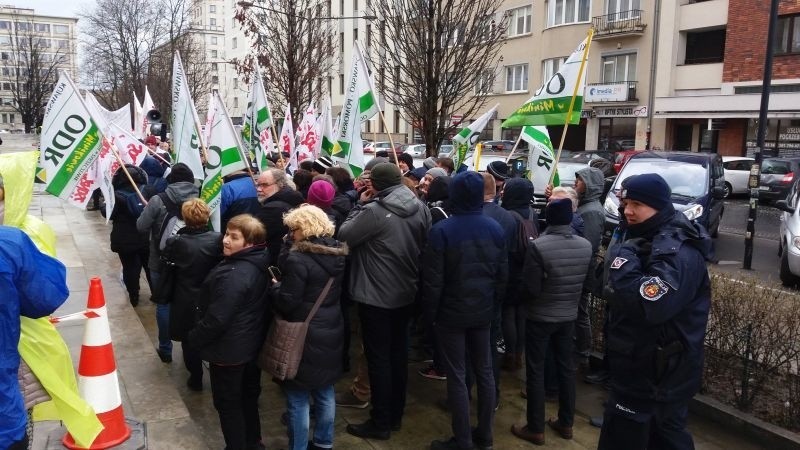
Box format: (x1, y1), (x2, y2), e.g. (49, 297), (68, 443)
(63, 277), (131, 449)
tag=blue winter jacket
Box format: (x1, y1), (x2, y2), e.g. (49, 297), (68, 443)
(0, 227), (68, 448)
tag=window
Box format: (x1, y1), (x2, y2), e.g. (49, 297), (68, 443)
(212, 62), (218, 70)
(211, 49), (218, 58)
(57, 39), (69, 49)
(1, 114), (5, 124)
(547, 0), (590, 27)
(0, 36), (9, 46)
(212, 75), (219, 84)
(9, 113), (14, 123)
(34, 23), (50, 33)
(354, 27), (358, 41)
(684, 28), (725, 64)
(440, 24), (465, 47)
(232, 37), (237, 49)
(1, 52), (8, 61)
(601, 53), (636, 82)
(475, 69), (494, 94)
(506, 63), (528, 92)
(210, 18), (217, 26)
(53, 24), (69, 34)
(36, 38), (51, 48)
(776, 14), (800, 55)
(0, 21), (9, 30)
(366, 24), (372, 47)
(1, 68), (7, 76)
(234, 97), (239, 108)
(354, 0), (358, 12)
(605, 0), (640, 18)
(507, 6), (532, 37)
(541, 57), (566, 84)
(2, 83), (10, 91)
(209, 4), (216, 13)
(339, 74), (344, 94)
(339, 32), (344, 52)
(340, 0), (344, 15)
(211, 36), (218, 45)
(15, 22), (31, 32)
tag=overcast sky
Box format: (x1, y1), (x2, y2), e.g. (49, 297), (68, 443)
(21, 0), (92, 19)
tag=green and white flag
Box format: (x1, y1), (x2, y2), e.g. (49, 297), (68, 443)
(318, 94), (335, 157)
(243, 65), (275, 171)
(202, 91), (247, 231)
(502, 35), (591, 128)
(452, 104), (498, 169)
(39, 71), (105, 208)
(520, 125), (559, 193)
(171, 52), (205, 179)
(333, 41), (379, 177)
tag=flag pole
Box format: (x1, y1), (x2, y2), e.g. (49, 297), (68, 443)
(108, 141), (148, 205)
(549, 28), (594, 185)
(377, 108), (400, 167)
(505, 133), (525, 163)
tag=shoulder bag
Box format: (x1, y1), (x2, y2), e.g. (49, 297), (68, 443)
(258, 276), (334, 380)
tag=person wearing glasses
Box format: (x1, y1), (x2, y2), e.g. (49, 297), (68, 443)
(252, 168), (304, 266)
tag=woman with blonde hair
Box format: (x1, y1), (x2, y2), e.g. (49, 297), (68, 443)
(271, 204), (348, 450)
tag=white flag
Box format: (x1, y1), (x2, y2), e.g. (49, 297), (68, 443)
(107, 122), (150, 167)
(332, 41), (379, 177)
(294, 102), (318, 165)
(133, 91), (143, 138)
(452, 104), (499, 169)
(142, 87), (156, 136)
(278, 105), (295, 172)
(520, 125), (560, 193)
(243, 65), (275, 171)
(170, 52), (206, 179)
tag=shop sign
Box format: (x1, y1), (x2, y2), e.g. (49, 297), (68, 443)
(780, 127), (800, 141)
(595, 106), (638, 118)
(585, 84), (629, 102)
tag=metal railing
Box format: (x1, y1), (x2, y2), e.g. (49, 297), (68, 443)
(592, 10), (646, 37)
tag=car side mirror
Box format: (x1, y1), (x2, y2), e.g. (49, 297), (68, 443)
(712, 186), (726, 200)
(776, 200), (796, 214)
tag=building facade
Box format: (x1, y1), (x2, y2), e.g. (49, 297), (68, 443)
(0, 6), (78, 132)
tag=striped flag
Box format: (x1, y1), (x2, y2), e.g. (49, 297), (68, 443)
(520, 125), (559, 193)
(170, 52), (206, 180)
(243, 65), (275, 171)
(452, 104), (498, 169)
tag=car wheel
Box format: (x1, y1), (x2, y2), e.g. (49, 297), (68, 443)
(780, 248), (799, 287)
(723, 182), (732, 199)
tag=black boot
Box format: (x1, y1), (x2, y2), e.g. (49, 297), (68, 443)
(129, 292), (139, 307)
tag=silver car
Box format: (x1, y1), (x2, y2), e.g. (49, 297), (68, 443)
(777, 179), (800, 287)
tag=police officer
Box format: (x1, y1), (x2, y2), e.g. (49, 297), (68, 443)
(598, 173), (712, 450)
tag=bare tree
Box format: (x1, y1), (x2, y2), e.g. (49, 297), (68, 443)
(3, 14), (70, 133)
(371, 0), (507, 156)
(234, 0), (336, 124)
(79, 0), (210, 119)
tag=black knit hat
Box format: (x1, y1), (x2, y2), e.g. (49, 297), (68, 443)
(621, 173), (672, 211)
(370, 162), (402, 191)
(546, 198), (573, 226)
(166, 162), (195, 184)
(487, 161), (509, 180)
(397, 153), (414, 169)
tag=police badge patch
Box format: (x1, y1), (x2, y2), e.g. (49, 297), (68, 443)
(639, 276), (669, 301)
(610, 257), (628, 270)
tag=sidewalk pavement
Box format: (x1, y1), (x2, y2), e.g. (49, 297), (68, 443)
(27, 187), (766, 450)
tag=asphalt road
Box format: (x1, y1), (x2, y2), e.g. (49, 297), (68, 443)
(719, 195), (782, 241)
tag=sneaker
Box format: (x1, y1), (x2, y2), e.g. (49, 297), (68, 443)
(590, 416), (604, 428)
(418, 365), (447, 380)
(157, 350), (172, 363)
(335, 390), (369, 409)
(129, 293), (139, 307)
(346, 419), (390, 440)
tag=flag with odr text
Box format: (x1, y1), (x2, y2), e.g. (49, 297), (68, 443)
(202, 91), (246, 231)
(171, 52), (206, 179)
(39, 71), (104, 208)
(521, 125), (559, 193)
(452, 104), (498, 169)
(333, 41), (379, 177)
(243, 65), (275, 171)
(502, 35), (591, 128)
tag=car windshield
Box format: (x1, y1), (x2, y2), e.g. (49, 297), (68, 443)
(762, 160), (792, 175)
(614, 159), (709, 198)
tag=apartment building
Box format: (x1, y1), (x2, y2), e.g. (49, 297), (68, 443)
(652, 0), (800, 157)
(0, 6), (78, 132)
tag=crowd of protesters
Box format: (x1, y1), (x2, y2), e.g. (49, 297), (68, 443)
(94, 141), (711, 450)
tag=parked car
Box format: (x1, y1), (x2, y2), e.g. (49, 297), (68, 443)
(403, 144), (426, 158)
(776, 179), (800, 286)
(363, 141), (375, 154)
(603, 151), (726, 239)
(759, 157), (800, 203)
(438, 144), (454, 158)
(480, 140), (516, 152)
(722, 156), (755, 198)
(555, 150), (614, 187)
(613, 149), (644, 173)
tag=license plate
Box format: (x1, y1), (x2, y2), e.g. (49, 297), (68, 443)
(759, 186), (770, 191)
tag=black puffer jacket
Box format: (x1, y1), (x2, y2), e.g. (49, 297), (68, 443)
(272, 237), (347, 390)
(188, 246), (271, 364)
(107, 166), (149, 254)
(161, 228), (223, 341)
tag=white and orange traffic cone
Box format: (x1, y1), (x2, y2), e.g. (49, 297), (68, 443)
(63, 277), (131, 449)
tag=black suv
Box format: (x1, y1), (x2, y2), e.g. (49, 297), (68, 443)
(602, 151), (726, 239)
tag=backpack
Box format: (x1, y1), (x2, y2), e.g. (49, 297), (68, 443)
(156, 192), (186, 253)
(509, 208), (539, 258)
(116, 189), (146, 218)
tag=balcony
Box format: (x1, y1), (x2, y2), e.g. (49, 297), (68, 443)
(591, 10), (646, 39)
(585, 81), (638, 103)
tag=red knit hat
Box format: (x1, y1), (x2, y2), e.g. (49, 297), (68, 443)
(144, 135), (158, 146)
(307, 180), (335, 209)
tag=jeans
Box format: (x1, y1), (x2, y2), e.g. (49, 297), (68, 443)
(359, 302), (412, 430)
(117, 248), (151, 299)
(437, 323), (495, 449)
(525, 320), (576, 433)
(150, 271), (172, 355)
(575, 290), (592, 358)
(284, 385), (335, 450)
(209, 362), (262, 450)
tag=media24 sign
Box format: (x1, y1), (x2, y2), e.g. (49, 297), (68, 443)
(585, 83), (628, 102)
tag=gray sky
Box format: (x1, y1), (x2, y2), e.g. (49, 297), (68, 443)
(21, 0), (92, 19)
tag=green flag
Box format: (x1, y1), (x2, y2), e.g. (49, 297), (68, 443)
(520, 126), (559, 193)
(452, 104), (498, 169)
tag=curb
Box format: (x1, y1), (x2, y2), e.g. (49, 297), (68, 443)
(690, 394), (800, 450)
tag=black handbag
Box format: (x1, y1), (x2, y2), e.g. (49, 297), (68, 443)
(151, 261), (177, 305)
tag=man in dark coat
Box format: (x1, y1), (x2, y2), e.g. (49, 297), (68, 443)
(339, 163), (431, 440)
(424, 171), (507, 450)
(598, 174), (712, 450)
(253, 168), (304, 266)
(512, 198), (592, 446)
